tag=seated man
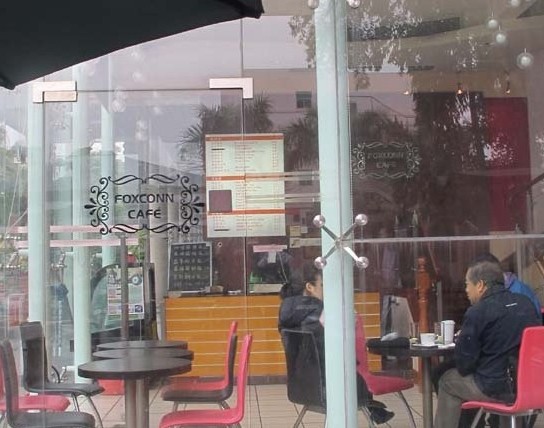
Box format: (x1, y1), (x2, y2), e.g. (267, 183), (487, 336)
(434, 260), (541, 428)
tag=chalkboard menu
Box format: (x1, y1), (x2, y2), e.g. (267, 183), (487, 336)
(168, 242), (212, 292)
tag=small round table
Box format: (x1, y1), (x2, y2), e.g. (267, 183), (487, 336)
(93, 348), (194, 360)
(79, 356), (191, 428)
(368, 344), (455, 428)
(96, 339), (188, 350)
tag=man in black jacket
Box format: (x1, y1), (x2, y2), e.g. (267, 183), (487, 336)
(434, 260), (541, 428)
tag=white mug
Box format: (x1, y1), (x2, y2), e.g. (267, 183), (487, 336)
(420, 333), (435, 346)
(441, 320), (455, 345)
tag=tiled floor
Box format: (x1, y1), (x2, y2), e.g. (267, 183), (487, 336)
(77, 383), (544, 428)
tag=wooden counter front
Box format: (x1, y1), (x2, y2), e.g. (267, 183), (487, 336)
(165, 292), (381, 378)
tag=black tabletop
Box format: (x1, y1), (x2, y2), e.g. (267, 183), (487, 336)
(93, 348), (194, 360)
(78, 356), (191, 380)
(96, 340), (188, 350)
(367, 343), (455, 358)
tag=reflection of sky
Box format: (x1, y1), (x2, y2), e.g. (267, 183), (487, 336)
(243, 16), (308, 69)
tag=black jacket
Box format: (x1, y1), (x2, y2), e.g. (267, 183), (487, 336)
(455, 286), (541, 400)
(278, 295), (323, 332)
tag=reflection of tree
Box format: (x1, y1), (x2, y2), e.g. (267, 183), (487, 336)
(289, 3), (487, 84)
(0, 124), (27, 230)
(411, 92), (489, 235)
(178, 94), (273, 167)
(282, 109), (318, 171)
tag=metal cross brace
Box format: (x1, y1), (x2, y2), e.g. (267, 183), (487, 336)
(312, 214), (369, 270)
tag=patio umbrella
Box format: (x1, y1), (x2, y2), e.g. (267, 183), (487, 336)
(0, 0), (264, 90)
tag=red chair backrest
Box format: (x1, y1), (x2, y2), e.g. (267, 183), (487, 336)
(219, 321), (238, 390)
(231, 334), (252, 422)
(511, 326), (544, 411)
(355, 314), (370, 375)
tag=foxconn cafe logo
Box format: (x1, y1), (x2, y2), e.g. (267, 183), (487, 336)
(85, 174), (204, 235)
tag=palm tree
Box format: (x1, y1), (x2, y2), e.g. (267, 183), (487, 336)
(178, 94), (274, 170)
(282, 109), (318, 171)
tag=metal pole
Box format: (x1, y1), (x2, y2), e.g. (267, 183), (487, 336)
(315, 1), (357, 426)
(119, 234), (129, 340)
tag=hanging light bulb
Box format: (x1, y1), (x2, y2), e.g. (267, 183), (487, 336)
(486, 17), (500, 30)
(516, 50), (534, 69)
(308, 0), (319, 9)
(456, 82), (464, 95)
(347, 0), (361, 8)
(505, 79), (511, 94)
(494, 29), (508, 45)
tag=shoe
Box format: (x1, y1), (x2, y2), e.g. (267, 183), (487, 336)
(369, 407), (395, 425)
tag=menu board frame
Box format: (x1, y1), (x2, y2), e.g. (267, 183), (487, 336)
(168, 242), (212, 292)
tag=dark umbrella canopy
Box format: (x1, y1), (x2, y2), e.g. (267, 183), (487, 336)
(0, 0), (264, 90)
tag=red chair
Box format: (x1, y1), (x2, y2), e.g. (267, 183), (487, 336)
(161, 320), (238, 411)
(159, 333), (253, 428)
(0, 348), (70, 427)
(461, 326), (544, 428)
(356, 314), (417, 428)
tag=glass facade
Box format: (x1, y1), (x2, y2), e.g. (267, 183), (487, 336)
(1, 0), (544, 426)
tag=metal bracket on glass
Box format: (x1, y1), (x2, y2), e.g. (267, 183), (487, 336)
(312, 214), (369, 270)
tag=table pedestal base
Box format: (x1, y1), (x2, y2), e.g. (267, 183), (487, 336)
(125, 379), (149, 428)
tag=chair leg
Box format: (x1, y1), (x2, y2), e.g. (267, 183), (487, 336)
(469, 409), (484, 428)
(72, 394), (81, 411)
(293, 405), (308, 428)
(75, 395), (103, 428)
(172, 402), (188, 412)
(510, 415), (516, 428)
(360, 406), (377, 428)
(396, 391), (417, 428)
(87, 397), (104, 428)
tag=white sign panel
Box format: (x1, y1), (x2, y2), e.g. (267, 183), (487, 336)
(205, 133), (285, 237)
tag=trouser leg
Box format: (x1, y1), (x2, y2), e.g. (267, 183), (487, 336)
(434, 369), (498, 428)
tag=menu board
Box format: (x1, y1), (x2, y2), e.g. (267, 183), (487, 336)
(168, 242), (212, 292)
(205, 133), (286, 238)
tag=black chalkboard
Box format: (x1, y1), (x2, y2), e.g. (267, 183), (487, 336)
(168, 242), (212, 292)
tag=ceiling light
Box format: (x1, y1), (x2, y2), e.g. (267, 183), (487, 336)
(486, 17), (500, 30)
(494, 30), (508, 45)
(456, 82), (464, 95)
(516, 51), (534, 70)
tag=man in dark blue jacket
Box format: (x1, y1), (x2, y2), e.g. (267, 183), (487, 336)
(434, 260), (540, 428)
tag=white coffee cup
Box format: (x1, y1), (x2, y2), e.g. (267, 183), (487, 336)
(420, 333), (435, 346)
(441, 320), (455, 345)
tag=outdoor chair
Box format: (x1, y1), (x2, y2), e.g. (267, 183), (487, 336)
(0, 339), (95, 428)
(461, 326), (544, 428)
(161, 320), (238, 411)
(0, 350), (70, 427)
(356, 313), (417, 428)
(159, 333), (253, 428)
(19, 321), (104, 428)
(281, 328), (377, 428)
